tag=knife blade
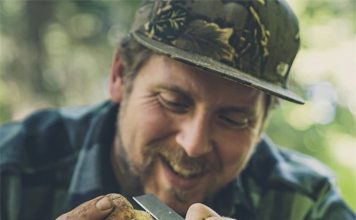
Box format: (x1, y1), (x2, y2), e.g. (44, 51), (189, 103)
(133, 194), (184, 220)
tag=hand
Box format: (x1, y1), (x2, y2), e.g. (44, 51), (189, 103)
(185, 203), (236, 220)
(56, 195), (114, 220)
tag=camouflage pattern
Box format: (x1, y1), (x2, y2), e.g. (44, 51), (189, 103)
(1, 102), (354, 220)
(130, 0), (304, 104)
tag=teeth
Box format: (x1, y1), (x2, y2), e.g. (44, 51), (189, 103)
(168, 161), (203, 178)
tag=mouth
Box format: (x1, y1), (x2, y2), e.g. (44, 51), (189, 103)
(160, 155), (206, 178)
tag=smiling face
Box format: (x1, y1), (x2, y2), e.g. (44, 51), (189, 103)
(110, 54), (267, 215)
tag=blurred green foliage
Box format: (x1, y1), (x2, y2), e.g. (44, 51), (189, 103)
(0, 0), (355, 211)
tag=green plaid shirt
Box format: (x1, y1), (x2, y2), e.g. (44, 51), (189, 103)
(1, 101), (354, 220)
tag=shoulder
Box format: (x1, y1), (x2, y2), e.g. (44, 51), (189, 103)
(0, 101), (114, 172)
(276, 147), (335, 192)
(251, 136), (337, 198)
(245, 137), (356, 219)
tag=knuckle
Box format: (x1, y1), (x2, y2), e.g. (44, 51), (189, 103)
(56, 197), (103, 220)
(73, 204), (90, 218)
(56, 204), (89, 220)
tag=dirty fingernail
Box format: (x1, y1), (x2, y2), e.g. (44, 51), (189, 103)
(96, 196), (113, 211)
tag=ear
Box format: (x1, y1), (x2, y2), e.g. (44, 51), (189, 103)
(109, 50), (125, 103)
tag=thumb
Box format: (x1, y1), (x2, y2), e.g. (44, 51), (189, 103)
(185, 203), (236, 220)
(56, 195), (114, 220)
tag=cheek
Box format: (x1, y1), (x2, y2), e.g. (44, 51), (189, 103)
(119, 100), (175, 174)
(216, 130), (260, 176)
(123, 99), (174, 152)
(139, 105), (174, 139)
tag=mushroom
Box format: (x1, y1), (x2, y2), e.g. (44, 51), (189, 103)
(105, 194), (153, 220)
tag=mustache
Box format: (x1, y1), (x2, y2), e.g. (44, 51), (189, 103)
(145, 142), (221, 174)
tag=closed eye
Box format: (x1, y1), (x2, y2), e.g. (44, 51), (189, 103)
(218, 115), (249, 129)
(158, 93), (190, 113)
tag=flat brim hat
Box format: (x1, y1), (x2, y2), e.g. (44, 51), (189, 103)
(130, 0), (305, 104)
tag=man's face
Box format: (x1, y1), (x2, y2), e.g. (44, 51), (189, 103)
(114, 55), (266, 214)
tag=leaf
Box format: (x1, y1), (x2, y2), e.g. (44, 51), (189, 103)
(173, 20), (236, 63)
(144, 2), (188, 41)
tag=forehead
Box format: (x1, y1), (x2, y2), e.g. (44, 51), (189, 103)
(135, 55), (264, 106)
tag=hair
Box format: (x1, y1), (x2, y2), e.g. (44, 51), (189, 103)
(264, 94), (279, 119)
(117, 34), (153, 93)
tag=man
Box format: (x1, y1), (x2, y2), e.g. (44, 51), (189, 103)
(0, 0), (354, 220)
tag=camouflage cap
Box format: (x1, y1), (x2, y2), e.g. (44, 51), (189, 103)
(130, 0), (304, 104)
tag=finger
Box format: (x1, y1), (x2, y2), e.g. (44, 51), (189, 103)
(206, 217), (236, 220)
(56, 195), (114, 220)
(185, 203), (219, 220)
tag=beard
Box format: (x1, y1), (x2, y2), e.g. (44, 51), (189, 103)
(112, 118), (222, 202)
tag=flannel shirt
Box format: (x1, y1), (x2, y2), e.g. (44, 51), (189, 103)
(0, 101), (354, 220)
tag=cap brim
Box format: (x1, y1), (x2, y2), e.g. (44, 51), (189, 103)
(133, 32), (305, 104)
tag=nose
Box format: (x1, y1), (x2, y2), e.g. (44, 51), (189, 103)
(175, 113), (213, 157)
